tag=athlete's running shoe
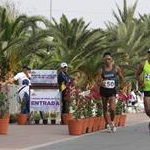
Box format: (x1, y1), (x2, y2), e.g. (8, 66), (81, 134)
(110, 122), (116, 133)
(106, 124), (112, 133)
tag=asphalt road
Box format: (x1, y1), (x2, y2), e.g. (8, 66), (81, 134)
(26, 122), (150, 150)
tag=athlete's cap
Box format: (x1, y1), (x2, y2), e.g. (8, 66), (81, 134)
(148, 48), (150, 53)
(60, 62), (68, 68)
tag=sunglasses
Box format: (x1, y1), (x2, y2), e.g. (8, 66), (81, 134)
(63, 66), (68, 68)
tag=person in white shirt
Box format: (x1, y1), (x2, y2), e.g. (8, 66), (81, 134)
(18, 79), (30, 114)
(9, 65), (31, 87)
(129, 89), (137, 106)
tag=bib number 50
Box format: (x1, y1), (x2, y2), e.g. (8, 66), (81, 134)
(103, 80), (115, 88)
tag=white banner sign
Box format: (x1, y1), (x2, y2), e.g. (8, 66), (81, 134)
(31, 70), (57, 85)
(30, 89), (61, 112)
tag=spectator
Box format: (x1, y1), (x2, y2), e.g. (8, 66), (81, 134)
(9, 65), (31, 87)
(129, 89), (137, 106)
(18, 79), (30, 114)
(58, 62), (71, 118)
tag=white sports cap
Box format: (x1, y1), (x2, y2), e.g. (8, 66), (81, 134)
(60, 62), (68, 68)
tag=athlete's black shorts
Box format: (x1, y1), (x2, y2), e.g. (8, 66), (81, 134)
(144, 91), (150, 97)
(100, 87), (117, 97)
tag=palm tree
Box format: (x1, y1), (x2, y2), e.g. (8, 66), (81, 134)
(0, 5), (51, 77)
(112, 0), (138, 25)
(105, 0), (150, 82)
(41, 15), (107, 75)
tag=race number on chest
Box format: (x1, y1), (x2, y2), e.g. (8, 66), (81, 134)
(103, 80), (115, 88)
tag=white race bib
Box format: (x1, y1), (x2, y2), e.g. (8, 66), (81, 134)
(145, 73), (150, 80)
(103, 80), (115, 88)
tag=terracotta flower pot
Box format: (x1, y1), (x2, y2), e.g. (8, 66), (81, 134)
(68, 119), (83, 135)
(17, 113), (27, 125)
(0, 118), (9, 135)
(82, 118), (88, 134)
(62, 113), (73, 125)
(93, 117), (99, 132)
(4, 114), (10, 122)
(87, 117), (94, 133)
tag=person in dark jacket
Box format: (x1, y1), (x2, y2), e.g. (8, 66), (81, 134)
(58, 62), (71, 115)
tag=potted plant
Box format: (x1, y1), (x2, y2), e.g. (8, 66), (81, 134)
(50, 111), (58, 125)
(116, 100), (127, 127)
(83, 94), (94, 133)
(115, 100), (124, 127)
(61, 100), (73, 125)
(61, 85), (73, 125)
(93, 99), (104, 131)
(1, 84), (10, 118)
(67, 86), (85, 135)
(0, 91), (9, 134)
(43, 111), (49, 125)
(33, 111), (41, 124)
(116, 90), (128, 126)
(115, 100), (124, 115)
